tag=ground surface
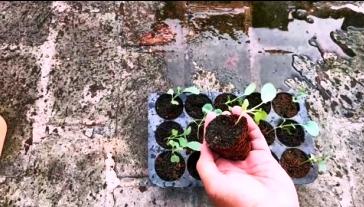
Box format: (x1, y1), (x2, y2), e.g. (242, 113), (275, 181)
(0, 1), (363, 207)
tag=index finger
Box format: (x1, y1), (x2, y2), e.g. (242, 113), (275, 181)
(204, 111), (217, 129)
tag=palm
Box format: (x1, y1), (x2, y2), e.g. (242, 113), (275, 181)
(197, 107), (299, 207)
(209, 150), (291, 206)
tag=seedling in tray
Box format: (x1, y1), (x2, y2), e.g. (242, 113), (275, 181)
(228, 83), (277, 125)
(187, 103), (223, 142)
(167, 86), (200, 105)
(202, 83), (278, 161)
(273, 119), (320, 137)
(148, 82), (321, 186)
(302, 154), (328, 173)
(167, 127), (201, 163)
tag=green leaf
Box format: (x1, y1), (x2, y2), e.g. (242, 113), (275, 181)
(184, 126), (191, 136)
(186, 141), (201, 151)
(178, 138), (188, 148)
(214, 109), (222, 115)
(176, 87), (182, 94)
(242, 99), (249, 111)
(308, 154), (317, 163)
(171, 99), (179, 105)
(244, 83), (256, 95)
(183, 86), (200, 94)
(237, 98), (244, 105)
(202, 103), (213, 114)
(167, 89), (174, 95)
(171, 129), (178, 136)
(284, 127), (293, 135)
(167, 140), (179, 148)
(253, 110), (267, 124)
(170, 154), (180, 163)
(261, 83), (277, 103)
(303, 121), (320, 136)
(317, 160), (327, 173)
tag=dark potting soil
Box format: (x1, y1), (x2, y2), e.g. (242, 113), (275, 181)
(186, 121), (204, 143)
(155, 121), (183, 149)
(187, 151), (201, 180)
(280, 148), (311, 178)
(155, 94), (183, 119)
(258, 120), (275, 145)
(205, 114), (251, 160)
(245, 92), (271, 113)
(155, 151), (185, 181)
(185, 94), (212, 119)
(276, 119), (305, 147)
(272, 92), (299, 118)
(271, 151), (279, 161)
(214, 93), (239, 111)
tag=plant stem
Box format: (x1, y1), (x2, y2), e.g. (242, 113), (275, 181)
(245, 102), (264, 113)
(300, 159), (312, 165)
(225, 96), (243, 106)
(193, 116), (205, 140)
(171, 92), (179, 103)
(234, 102), (264, 125)
(267, 123), (301, 134)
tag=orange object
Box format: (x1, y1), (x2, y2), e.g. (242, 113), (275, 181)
(0, 115), (7, 156)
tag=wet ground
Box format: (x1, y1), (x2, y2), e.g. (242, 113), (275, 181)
(0, 1), (363, 207)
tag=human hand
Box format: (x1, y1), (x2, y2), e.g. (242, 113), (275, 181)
(197, 106), (299, 207)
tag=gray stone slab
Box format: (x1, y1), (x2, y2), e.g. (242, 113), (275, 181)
(1, 2), (364, 207)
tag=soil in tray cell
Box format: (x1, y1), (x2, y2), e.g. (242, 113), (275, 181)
(214, 93), (239, 112)
(258, 120), (275, 145)
(155, 94), (183, 119)
(276, 119), (305, 147)
(155, 121), (183, 149)
(272, 92), (299, 118)
(245, 92), (271, 114)
(187, 151), (201, 180)
(155, 151), (186, 181)
(280, 148), (311, 178)
(186, 121), (204, 143)
(185, 94), (212, 119)
(271, 151), (279, 161)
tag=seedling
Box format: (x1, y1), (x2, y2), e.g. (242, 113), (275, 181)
(224, 83), (256, 106)
(186, 103), (222, 142)
(167, 127), (201, 163)
(167, 86), (200, 105)
(293, 85), (308, 103)
(301, 154), (328, 173)
(202, 103), (223, 116)
(233, 83), (277, 125)
(272, 119), (320, 137)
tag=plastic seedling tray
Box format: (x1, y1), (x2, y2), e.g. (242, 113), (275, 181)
(148, 91), (318, 188)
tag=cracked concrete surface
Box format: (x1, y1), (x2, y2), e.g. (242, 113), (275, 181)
(0, 1), (363, 207)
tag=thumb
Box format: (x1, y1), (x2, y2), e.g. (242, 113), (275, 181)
(197, 141), (223, 190)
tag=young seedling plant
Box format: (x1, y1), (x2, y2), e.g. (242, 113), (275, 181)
(182, 103), (223, 142)
(271, 119), (320, 137)
(167, 127), (201, 163)
(167, 86), (200, 105)
(301, 154), (328, 173)
(226, 83), (277, 125)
